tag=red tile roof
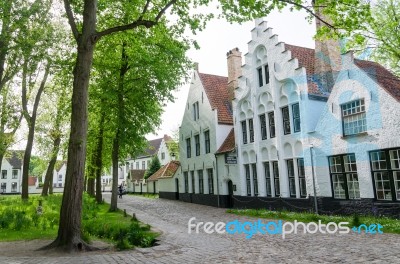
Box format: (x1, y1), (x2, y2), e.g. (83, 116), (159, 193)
(198, 73), (233, 125)
(129, 170), (146, 182)
(147, 161), (180, 182)
(354, 59), (400, 102)
(284, 44), (400, 101)
(215, 129), (235, 154)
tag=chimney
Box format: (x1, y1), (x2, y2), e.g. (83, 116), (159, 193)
(313, 1), (341, 93)
(226, 47), (242, 100)
(193, 62), (199, 72)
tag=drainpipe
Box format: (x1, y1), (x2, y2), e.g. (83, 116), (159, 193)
(214, 154), (220, 208)
(310, 146), (319, 214)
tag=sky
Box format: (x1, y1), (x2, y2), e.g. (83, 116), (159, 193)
(147, 6), (316, 140)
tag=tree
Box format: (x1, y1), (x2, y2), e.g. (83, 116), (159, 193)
(144, 156), (161, 179)
(54, 0), (372, 251)
(343, 0), (400, 75)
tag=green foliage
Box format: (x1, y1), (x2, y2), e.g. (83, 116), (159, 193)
(344, 0), (400, 76)
(0, 195), (159, 249)
(144, 156), (161, 179)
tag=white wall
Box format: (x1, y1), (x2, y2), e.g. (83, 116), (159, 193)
(0, 159), (21, 193)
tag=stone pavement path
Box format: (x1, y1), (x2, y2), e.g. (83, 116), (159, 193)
(1, 194), (399, 263)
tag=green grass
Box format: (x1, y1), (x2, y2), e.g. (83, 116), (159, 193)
(127, 193), (159, 199)
(0, 194), (158, 249)
(226, 209), (400, 234)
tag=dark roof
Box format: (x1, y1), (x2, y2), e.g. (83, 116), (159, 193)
(215, 129), (235, 154)
(137, 135), (172, 158)
(198, 73), (233, 125)
(129, 170), (146, 182)
(147, 161), (180, 182)
(354, 59), (400, 102)
(6, 151), (23, 169)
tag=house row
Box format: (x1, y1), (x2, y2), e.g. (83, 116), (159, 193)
(1, 152), (67, 194)
(149, 18), (400, 217)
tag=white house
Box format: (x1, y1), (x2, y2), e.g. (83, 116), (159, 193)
(53, 161), (67, 188)
(169, 65), (237, 207)
(229, 18), (400, 216)
(0, 152), (22, 194)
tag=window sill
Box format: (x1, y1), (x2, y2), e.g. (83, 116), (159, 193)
(341, 132), (368, 139)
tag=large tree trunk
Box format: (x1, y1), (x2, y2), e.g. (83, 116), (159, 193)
(87, 177), (95, 197)
(21, 63), (49, 200)
(95, 111), (105, 203)
(42, 136), (61, 196)
(44, 0), (97, 251)
(109, 134), (119, 212)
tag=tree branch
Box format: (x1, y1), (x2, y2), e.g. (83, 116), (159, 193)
(139, 0), (152, 20)
(281, 0), (335, 29)
(63, 0), (79, 41)
(32, 62), (50, 120)
(96, 0), (177, 39)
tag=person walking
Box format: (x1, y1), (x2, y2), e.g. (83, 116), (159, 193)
(118, 184), (123, 199)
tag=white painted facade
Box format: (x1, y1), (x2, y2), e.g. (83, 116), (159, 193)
(310, 52), (400, 200)
(0, 158), (22, 193)
(177, 70), (233, 196)
(52, 162), (66, 188)
(233, 20), (315, 199)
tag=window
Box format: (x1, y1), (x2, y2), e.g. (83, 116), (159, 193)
(297, 158), (307, 198)
(58, 174), (62, 181)
(1, 170), (7, 179)
(141, 161), (145, 169)
(207, 169), (214, 194)
(268, 112), (275, 138)
(273, 161), (280, 196)
(264, 162), (272, 197)
(184, 172), (188, 193)
(241, 121), (247, 144)
(292, 103), (301, 132)
(252, 163), (258, 196)
(287, 159), (296, 197)
(191, 171), (195, 193)
(11, 182), (17, 192)
(198, 170), (204, 194)
(370, 148), (400, 201)
(341, 99), (366, 136)
(1, 183), (6, 192)
(161, 152), (165, 160)
(204, 131), (210, 154)
(195, 135), (200, 156)
(245, 164), (251, 196)
(12, 170), (18, 179)
(328, 154), (360, 199)
(193, 101), (199, 121)
(126, 162), (129, 172)
(136, 162), (139, 169)
(260, 114), (267, 140)
(248, 118), (254, 143)
(264, 64), (270, 84)
(186, 138), (191, 158)
(282, 106), (291, 135)
(257, 67), (263, 87)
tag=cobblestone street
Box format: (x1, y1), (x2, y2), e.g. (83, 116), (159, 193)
(1, 194), (399, 263)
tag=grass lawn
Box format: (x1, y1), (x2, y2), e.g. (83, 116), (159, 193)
(227, 209), (400, 234)
(0, 194), (158, 249)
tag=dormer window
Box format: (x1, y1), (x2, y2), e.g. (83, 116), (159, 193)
(341, 99), (366, 136)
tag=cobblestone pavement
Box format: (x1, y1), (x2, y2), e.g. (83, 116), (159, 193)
(1, 194), (400, 263)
